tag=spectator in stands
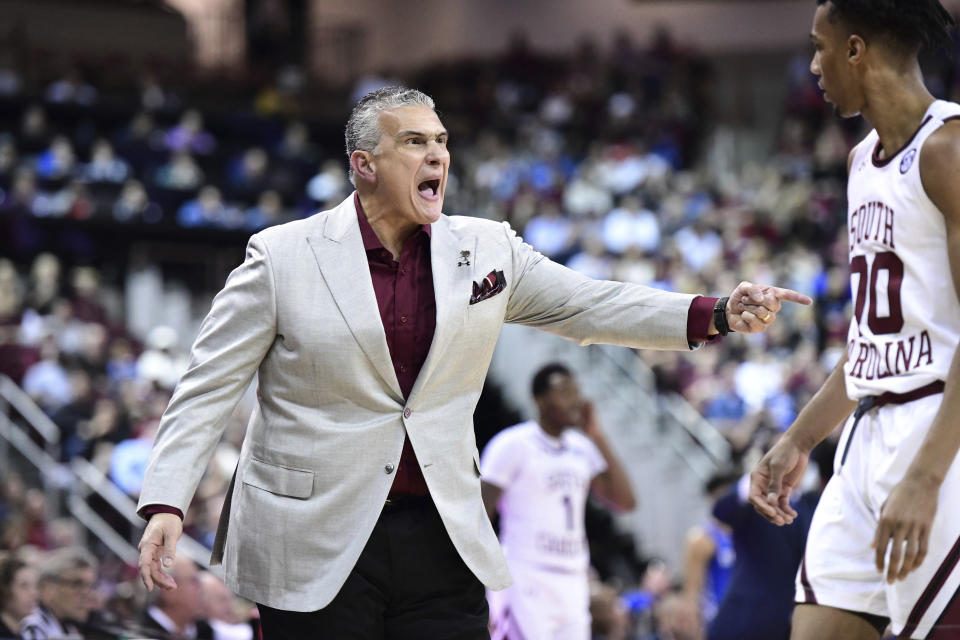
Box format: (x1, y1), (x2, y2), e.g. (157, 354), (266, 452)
(21, 337), (71, 412)
(18, 106), (48, 155)
(141, 556), (214, 640)
(44, 69), (97, 106)
(199, 572), (257, 640)
(590, 579), (630, 640)
(0, 551), (38, 639)
(224, 147), (269, 200)
(20, 546), (98, 639)
(602, 194), (661, 254)
(34, 136), (75, 181)
(305, 160), (349, 208)
(244, 190), (285, 230)
(164, 110), (215, 156)
(21, 490), (50, 550)
(25, 254), (61, 316)
(177, 185), (242, 229)
(112, 179), (161, 223)
(82, 139), (130, 184)
(154, 152), (204, 191)
(1, 168), (36, 215)
(645, 591), (704, 640)
(113, 112), (160, 173)
(0, 136), (18, 187)
(522, 200), (576, 259)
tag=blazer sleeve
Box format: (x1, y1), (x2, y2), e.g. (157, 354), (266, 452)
(137, 233), (278, 517)
(501, 222), (696, 351)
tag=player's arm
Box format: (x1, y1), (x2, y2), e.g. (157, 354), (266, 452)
(871, 122), (960, 583)
(584, 402), (636, 512)
(749, 354), (856, 525)
(681, 525), (716, 603)
(481, 481), (504, 522)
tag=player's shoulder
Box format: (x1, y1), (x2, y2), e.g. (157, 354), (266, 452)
(561, 428), (601, 454)
(485, 420), (538, 449)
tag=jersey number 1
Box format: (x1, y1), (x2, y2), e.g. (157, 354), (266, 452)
(850, 251), (904, 335)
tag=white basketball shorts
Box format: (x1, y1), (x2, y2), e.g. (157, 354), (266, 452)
(797, 392), (960, 638)
(488, 563), (591, 640)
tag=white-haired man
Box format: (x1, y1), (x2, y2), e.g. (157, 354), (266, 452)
(136, 86), (810, 638)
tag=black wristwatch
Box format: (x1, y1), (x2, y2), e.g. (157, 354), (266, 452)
(714, 296), (731, 336)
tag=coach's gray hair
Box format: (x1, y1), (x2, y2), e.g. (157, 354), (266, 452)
(344, 86), (436, 184)
(38, 546), (97, 584)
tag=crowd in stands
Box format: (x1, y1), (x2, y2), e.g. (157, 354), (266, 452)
(4, 20), (960, 639)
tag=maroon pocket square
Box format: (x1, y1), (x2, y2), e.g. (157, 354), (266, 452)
(470, 270), (507, 305)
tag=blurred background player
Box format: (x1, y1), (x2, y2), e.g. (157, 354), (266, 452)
(481, 362), (636, 640)
(681, 472), (736, 629)
(751, 1), (960, 638)
(710, 440), (835, 640)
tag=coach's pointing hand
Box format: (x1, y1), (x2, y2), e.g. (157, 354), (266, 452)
(726, 281), (812, 334)
(138, 512), (182, 591)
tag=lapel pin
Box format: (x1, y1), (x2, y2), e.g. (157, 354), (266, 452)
(458, 250), (471, 267)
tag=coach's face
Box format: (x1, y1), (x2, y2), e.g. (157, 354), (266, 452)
(370, 105), (449, 226)
(810, 2), (863, 118)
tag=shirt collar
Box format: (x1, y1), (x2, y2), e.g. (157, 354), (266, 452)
(354, 192), (431, 253)
(148, 606), (198, 638)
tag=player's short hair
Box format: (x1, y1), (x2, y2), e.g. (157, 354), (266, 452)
(531, 362), (572, 398)
(38, 546), (97, 585)
(344, 86), (436, 185)
(816, 0), (954, 54)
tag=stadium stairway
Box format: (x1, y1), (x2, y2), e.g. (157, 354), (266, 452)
(0, 374), (221, 575)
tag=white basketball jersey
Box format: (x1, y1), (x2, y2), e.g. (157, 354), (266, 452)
(844, 100), (960, 399)
(480, 421), (607, 573)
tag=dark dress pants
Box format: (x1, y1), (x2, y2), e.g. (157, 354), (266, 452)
(258, 496), (490, 640)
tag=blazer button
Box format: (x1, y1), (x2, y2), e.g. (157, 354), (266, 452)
(385, 463), (395, 474)
(403, 408), (412, 419)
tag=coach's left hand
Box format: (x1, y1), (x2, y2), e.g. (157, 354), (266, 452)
(727, 281), (812, 334)
(873, 472), (939, 583)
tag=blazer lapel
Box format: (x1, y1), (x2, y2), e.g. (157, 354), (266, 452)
(307, 196), (402, 402)
(409, 217), (475, 400)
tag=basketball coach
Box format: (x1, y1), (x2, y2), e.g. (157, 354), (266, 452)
(135, 86), (810, 639)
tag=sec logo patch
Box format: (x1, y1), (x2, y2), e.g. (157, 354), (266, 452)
(900, 148), (917, 174)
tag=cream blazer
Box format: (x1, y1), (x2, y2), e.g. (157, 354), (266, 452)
(137, 194), (696, 611)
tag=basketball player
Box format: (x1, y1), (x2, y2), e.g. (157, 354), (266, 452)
(480, 363), (635, 640)
(749, 2), (960, 639)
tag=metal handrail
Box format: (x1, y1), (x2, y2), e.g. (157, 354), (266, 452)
(592, 343), (732, 471)
(0, 374), (60, 444)
(0, 379), (218, 574)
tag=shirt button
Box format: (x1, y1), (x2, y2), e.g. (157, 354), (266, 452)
(400, 267), (407, 275)
(403, 408), (412, 419)
(400, 316), (408, 324)
(400, 364), (407, 373)
(385, 463), (394, 474)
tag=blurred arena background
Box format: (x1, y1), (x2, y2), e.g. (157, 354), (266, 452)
(2, 1), (960, 638)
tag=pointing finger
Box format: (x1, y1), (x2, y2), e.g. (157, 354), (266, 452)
(771, 287), (813, 306)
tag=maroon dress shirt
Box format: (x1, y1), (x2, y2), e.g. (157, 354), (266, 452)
(142, 201), (717, 520)
(355, 195), (434, 496)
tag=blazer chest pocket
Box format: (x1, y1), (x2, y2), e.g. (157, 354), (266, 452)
(241, 457), (314, 499)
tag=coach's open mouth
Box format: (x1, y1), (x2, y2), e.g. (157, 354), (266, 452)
(418, 179), (441, 201)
